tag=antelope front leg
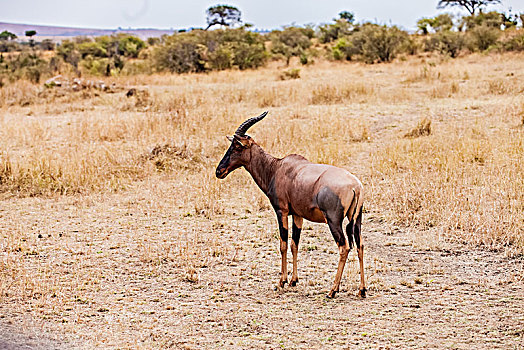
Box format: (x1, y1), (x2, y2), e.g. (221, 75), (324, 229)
(290, 216), (303, 286)
(276, 210), (289, 289)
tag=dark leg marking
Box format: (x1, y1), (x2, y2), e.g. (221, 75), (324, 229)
(276, 209), (289, 289)
(290, 216), (302, 287)
(345, 220), (355, 250)
(354, 206), (366, 298)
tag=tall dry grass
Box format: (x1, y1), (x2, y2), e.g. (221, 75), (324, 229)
(370, 117), (523, 250)
(0, 53), (523, 254)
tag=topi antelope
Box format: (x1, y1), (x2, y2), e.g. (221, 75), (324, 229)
(216, 112), (365, 298)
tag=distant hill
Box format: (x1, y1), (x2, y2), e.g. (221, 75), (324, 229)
(0, 22), (175, 40)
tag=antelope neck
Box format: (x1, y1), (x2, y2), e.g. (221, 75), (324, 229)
(244, 144), (279, 194)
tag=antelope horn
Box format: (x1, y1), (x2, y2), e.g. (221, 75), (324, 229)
(234, 111), (268, 136)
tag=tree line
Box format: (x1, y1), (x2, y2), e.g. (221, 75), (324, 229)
(0, 1), (523, 84)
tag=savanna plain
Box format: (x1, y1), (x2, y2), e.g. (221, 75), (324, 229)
(0, 53), (523, 349)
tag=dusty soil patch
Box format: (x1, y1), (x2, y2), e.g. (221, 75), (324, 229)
(0, 184), (522, 349)
(0, 321), (64, 349)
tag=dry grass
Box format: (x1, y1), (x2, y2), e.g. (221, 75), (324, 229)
(0, 53), (523, 347)
(404, 117), (431, 138)
(371, 120), (523, 250)
(1, 55), (522, 249)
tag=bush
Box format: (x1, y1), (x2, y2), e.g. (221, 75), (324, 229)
(80, 56), (111, 76)
(0, 52), (51, 83)
(460, 12), (503, 31)
(216, 29), (267, 70)
(426, 30), (465, 57)
(39, 39), (55, 51)
(154, 33), (206, 73)
(228, 40), (266, 70)
(0, 41), (21, 53)
(279, 68), (300, 80)
(154, 28), (267, 73)
(78, 41), (107, 58)
(121, 60), (153, 75)
(117, 35), (146, 58)
(351, 24), (409, 63)
(500, 31), (524, 52)
(417, 14), (454, 34)
(270, 27), (313, 65)
(467, 25), (500, 51)
(208, 45), (233, 70)
(57, 40), (81, 68)
(58, 35), (146, 69)
(331, 37), (356, 60)
(318, 19), (353, 43)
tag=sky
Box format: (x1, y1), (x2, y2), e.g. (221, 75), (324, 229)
(2, 0), (523, 31)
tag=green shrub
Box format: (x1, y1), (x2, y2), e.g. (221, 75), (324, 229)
(270, 27), (313, 65)
(117, 35), (146, 58)
(351, 24), (409, 63)
(78, 41), (107, 58)
(460, 12), (503, 31)
(0, 52), (50, 83)
(208, 45), (233, 70)
(331, 37), (356, 60)
(154, 28), (267, 73)
(299, 52), (309, 65)
(467, 25), (501, 51)
(501, 32), (524, 52)
(401, 36), (422, 55)
(318, 18), (353, 43)
(80, 56), (111, 76)
(57, 40), (81, 68)
(228, 40), (266, 70)
(154, 33), (206, 73)
(120, 60), (153, 75)
(417, 14), (454, 34)
(216, 29), (267, 70)
(426, 30), (465, 57)
(279, 68), (300, 80)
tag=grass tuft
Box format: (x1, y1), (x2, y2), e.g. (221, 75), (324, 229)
(405, 118), (432, 138)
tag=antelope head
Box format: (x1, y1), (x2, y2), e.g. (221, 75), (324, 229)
(215, 111), (268, 179)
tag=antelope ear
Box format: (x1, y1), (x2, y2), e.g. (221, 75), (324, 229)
(233, 135), (251, 148)
(226, 136), (234, 142)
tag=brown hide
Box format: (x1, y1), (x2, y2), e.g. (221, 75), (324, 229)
(244, 145), (363, 224)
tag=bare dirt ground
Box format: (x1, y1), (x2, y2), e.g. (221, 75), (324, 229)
(0, 182), (523, 349)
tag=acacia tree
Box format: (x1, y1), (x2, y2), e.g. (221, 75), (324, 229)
(25, 30), (37, 47)
(0, 30), (17, 41)
(437, 0), (501, 15)
(205, 5), (242, 30)
(338, 11), (355, 23)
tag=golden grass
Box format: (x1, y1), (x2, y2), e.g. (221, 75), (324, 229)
(0, 53), (523, 254)
(405, 117), (431, 138)
(371, 120), (523, 250)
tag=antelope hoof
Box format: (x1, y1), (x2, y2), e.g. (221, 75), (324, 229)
(326, 290), (337, 299)
(358, 288), (367, 298)
(290, 278), (298, 287)
(278, 279), (288, 288)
